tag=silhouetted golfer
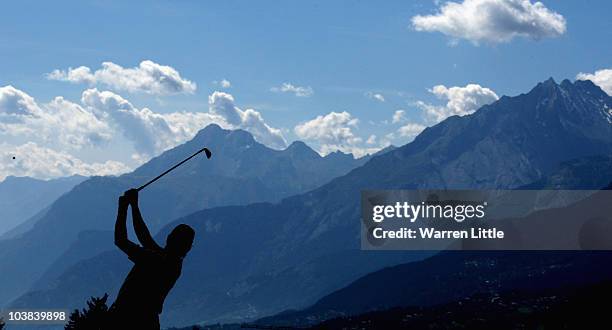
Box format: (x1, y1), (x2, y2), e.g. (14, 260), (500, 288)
(108, 189), (195, 329)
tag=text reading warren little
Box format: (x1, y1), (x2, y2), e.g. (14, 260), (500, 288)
(370, 202), (504, 239)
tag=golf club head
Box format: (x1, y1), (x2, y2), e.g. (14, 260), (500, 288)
(203, 147), (212, 159)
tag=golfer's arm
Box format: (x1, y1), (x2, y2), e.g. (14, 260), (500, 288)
(114, 203), (132, 252)
(131, 204), (161, 250)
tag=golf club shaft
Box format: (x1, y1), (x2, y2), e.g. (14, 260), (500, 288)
(137, 147), (209, 191)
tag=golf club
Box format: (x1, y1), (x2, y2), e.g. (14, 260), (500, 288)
(136, 147), (212, 191)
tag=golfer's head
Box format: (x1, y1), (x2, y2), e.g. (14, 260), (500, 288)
(166, 224), (195, 257)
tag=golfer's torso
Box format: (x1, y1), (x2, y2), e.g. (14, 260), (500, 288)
(114, 254), (182, 315)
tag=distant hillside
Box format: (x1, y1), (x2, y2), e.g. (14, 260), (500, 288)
(519, 154), (612, 189)
(258, 248), (612, 327)
(257, 167), (612, 326)
(16, 78), (612, 328)
(177, 262), (612, 330)
(0, 175), (86, 236)
(308, 278), (612, 330)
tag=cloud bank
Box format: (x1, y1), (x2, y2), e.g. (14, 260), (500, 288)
(0, 142), (129, 181)
(1, 83), (287, 179)
(81, 89), (287, 154)
(0, 85), (113, 149)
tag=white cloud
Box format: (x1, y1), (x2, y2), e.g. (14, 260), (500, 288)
(383, 132), (396, 145)
(48, 60), (197, 95)
(366, 92), (385, 102)
(411, 0), (566, 44)
(82, 88), (173, 154)
(45, 96), (114, 147)
(576, 69), (612, 96)
(294, 111), (379, 156)
(270, 83), (314, 97)
(81, 88), (220, 155)
(323, 145), (381, 158)
(418, 84), (499, 122)
(392, 110), (406, 123)
(161, 111), (220, 142)
(208, 91), (287, 149)
(294, 111), (360, 147)
(0, 85), (113, 149)
(220, 79), (231, 88)
(207, 91), (243, 126)
(397, 123), (426, 139)
(0, 142), (129, 181)
(212, 79), (232, 88)
(366, 134), (377, 145)
(0, 85), (39, 117)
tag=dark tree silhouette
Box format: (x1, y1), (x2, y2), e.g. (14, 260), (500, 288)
(64, 294), (109, 330)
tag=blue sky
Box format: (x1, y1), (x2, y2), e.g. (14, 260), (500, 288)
(0, 0), (611, 180)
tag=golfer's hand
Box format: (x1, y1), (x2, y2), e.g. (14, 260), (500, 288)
(118, 195), (129, 209)
(124, 188), (139, 206)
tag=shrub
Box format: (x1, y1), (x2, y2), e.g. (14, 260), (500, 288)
(64, 294), (109, 330)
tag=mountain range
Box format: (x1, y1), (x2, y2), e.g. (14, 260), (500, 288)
(10, 78), (612, 327)
(0, 125), (371, 307)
